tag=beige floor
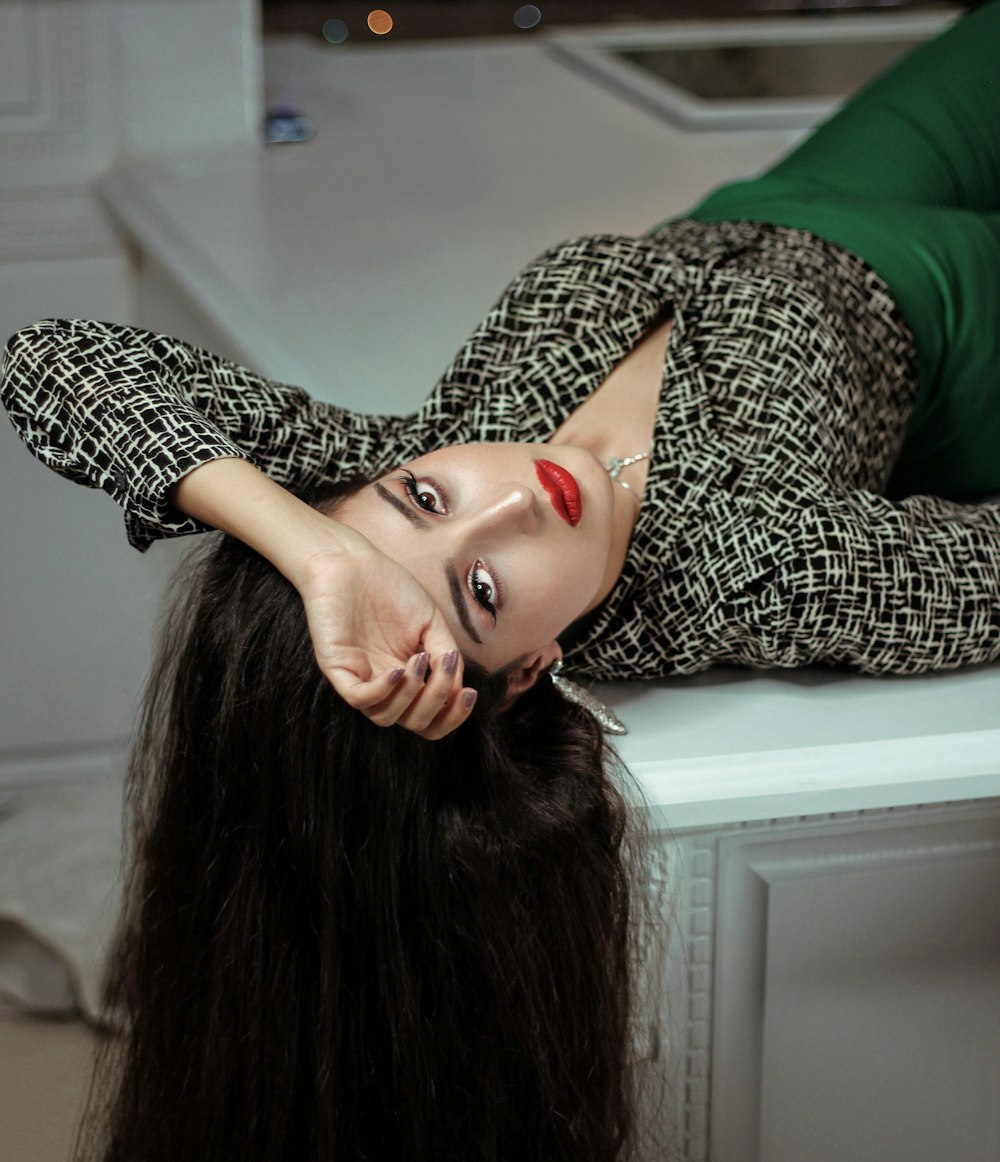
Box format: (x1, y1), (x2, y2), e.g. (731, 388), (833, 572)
(0, 1007), (99, 1162)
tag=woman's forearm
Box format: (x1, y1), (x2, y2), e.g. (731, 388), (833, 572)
(167, 457), (354, 586)
(1, 318), (393, 552)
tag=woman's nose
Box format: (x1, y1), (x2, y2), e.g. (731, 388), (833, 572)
(470, 485), (539, 536)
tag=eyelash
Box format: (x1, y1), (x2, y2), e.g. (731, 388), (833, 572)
(468, 560), (500, 624)
(398, 471), (502, 623)
(399, 470), (448, 515)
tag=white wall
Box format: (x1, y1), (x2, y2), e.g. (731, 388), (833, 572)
(0, 0), (261, 783)
(0, 0), (261, 337)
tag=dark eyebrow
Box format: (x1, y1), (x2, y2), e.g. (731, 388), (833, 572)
(373, 483), (482, 646)
(446, 560), (483, 645)
(374, 482), (429, 530)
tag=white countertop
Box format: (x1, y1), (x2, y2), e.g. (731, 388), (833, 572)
(100, 32), (1000, 828)
(103, 33), (803, 407)
(606, 666), (999, 828)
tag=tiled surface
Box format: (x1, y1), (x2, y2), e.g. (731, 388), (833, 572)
(0, 1007), (99, 1162)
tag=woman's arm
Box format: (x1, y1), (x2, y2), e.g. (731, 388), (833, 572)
(1, 318), (399, 550)
(2, 319), (473, 738)
(720, 489), (1000, 674)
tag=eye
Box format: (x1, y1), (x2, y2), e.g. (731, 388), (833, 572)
(468, 559), (500, 624)
(400, 470), (447, 515)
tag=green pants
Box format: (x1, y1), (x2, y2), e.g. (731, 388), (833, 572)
(668, 1), (1000, 499)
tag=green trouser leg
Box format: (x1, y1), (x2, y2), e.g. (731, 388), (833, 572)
(663, 1), (1000, 498)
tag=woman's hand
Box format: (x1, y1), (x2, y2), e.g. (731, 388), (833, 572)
(169, 459), (477, 740)
(293, 528), (476, 740)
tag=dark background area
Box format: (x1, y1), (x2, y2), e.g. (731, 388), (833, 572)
(261, 0), (967, 41)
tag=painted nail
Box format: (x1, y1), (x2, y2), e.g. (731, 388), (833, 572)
(462, 689), (477, 710)
(443, 649), (459, 675)
(388, 667), (405, 686)
(414, 651), (430, 678)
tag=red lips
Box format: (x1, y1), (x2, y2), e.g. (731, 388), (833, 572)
(535, 459), (582, 527)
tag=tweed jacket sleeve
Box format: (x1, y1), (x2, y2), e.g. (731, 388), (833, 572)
(1, 318), (403, 550)
(758, 489), (1000, 674)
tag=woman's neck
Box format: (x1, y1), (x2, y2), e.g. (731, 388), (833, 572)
(548, 316), (673, 611)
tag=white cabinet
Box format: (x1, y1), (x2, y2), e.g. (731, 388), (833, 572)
(651, 800), (1000, 1162)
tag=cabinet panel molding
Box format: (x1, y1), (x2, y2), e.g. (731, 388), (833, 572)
(650, 801), (1000, 1160)
(0, 1), (114, 181)
(0, 2), (52, 126)
(699, 801), (1000, 1162)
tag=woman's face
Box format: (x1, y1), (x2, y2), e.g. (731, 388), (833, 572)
(334, 442), (618, 671)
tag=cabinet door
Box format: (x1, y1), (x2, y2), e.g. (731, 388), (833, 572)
(707, 804), (1000, 1162)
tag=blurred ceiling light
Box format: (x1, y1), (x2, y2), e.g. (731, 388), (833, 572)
(514, 5), (542, 30)
(367, 9), (393, 35)
(322, 18), (349, 44)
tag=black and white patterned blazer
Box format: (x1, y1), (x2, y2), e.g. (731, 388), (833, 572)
(3, 220), (999, 678)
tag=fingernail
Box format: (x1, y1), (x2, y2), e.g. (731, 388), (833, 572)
(414, 651), (430, 678)
(462, 689), (477, 710)
(443, 649), (459, 675)
(388, 667), (405, 686)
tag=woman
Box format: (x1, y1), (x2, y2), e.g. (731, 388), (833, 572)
(79, 506), (644, 1162)
(3, 6), (1000, 1159)
(5, 8), (1000, 733)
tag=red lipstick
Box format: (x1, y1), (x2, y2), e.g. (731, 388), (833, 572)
(535, 459), (582, 527)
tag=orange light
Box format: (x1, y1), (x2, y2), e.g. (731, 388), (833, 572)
(367, 9), (393, 35)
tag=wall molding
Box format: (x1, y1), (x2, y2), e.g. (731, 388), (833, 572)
(0, 2), (53, 128)
(0, 1), (114, 182)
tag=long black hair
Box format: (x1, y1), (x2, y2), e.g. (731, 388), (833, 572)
(79, 483), (649, 1162)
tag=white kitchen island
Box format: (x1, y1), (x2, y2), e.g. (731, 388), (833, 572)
(100, 23), (1000, 1162)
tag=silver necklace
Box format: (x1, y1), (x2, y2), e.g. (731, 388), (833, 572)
(603, 451), (650, 499)
(548, 452), (650, 736)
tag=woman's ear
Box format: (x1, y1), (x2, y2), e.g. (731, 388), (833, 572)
(500, 641), (563, 711)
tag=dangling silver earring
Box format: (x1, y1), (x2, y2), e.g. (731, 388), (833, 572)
(549, 660), (628, 735)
